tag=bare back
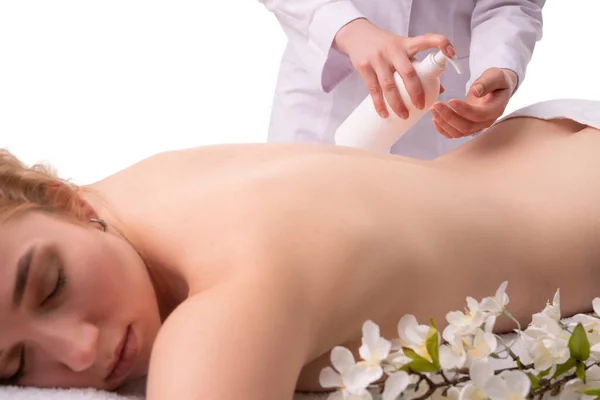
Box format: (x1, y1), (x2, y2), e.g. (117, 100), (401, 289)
(85, 117), (600, 393)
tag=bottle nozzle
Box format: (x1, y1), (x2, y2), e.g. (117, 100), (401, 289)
(432, 50), (462, 74)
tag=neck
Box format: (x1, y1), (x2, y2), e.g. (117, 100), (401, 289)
(80, 185), (189, 321)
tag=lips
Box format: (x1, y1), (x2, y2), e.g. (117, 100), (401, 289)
(105, 325), (138, 383)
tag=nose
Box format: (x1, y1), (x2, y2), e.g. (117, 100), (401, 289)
(35, 320), (100, 372)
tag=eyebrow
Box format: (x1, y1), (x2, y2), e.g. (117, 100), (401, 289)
(11, 246), (35, 309)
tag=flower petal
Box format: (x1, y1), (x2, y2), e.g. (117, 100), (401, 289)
(372, 338), (392, 360)
(466, 297), (480, 312)
(439, 344), (465, 369)
(319, 367), (343, 389)
(495, 281), (509, 306)
(484, 315), (496, 333)
(362, 320), (380, 347)
(586, 364), (600, 382)
(447, 311), (467, 326)
(381, 371), (410, 400)
(331, 346), (356, 374)
(398, 315), (420, 345)
(479, 297), (499, 314)
(389, 351), (411, 368)
(483, 332), (497, 354)
(594, 298), (600, 316)
(459, 384), (486, 400)
(483, 375), (509, 400)
(358, 343), (370, 362)
(503, 370), (530, 397)
(470, 358), (493, 387)
(343, 364), (382, 394)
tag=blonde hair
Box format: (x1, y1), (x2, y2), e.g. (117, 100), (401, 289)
(0, 149), (95, 223)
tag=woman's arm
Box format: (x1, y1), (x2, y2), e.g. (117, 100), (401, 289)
(467, 0), (545, 94)
(146, 275), (311, 400)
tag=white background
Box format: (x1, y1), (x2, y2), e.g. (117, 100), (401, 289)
(0, 1), (598, 184)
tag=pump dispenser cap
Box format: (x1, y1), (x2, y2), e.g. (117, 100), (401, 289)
(432, 50), (462, 74)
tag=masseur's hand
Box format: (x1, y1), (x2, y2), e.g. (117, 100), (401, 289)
(334, 18), (455, 120)
(430, 67), (518, 138)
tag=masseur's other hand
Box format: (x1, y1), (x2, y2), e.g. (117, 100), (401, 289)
(431, 68), (518, 138)
(334, 18), (455, 119)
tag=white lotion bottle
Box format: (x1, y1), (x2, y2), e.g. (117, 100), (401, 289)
(334, 50), (462, 153)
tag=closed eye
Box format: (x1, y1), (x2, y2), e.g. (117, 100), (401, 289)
(40, 268), (66, 307)
(0, 347), (25, 386)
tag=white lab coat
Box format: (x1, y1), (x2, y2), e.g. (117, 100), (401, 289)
(260, 0), (545, 159)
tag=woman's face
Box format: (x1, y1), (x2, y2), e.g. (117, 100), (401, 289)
(0, 211), (161, 390)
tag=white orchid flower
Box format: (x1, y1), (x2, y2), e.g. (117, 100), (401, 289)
(519, 314), (570, 371)
(479, 281), (509, 315)
(439, 325), (468, 369)
(397, 315), (433, 361)
(483, 370), (530, 400)
(446, 297), (487, 335)
(459, 359), (494, 400)
(570, 299), (600, 336)
(319, 346), (381, 400)
(466, 329), (497, 362)
(359, 320), (392, 369)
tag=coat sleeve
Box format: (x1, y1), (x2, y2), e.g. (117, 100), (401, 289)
(467, 0), (545, 95)
(257, 0), (365, 92)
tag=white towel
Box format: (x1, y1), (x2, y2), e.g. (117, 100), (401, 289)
(0, 386), (328, 400)
(0, 386), (143, 400)
(0, 332), (547, 399)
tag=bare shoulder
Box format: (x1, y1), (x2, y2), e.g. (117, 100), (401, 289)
(147, 275), (313, 400)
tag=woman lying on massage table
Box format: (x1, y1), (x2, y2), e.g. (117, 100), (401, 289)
(0, 99), (599, 399)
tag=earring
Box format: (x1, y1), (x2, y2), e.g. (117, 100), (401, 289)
(90, 218), (107, 232)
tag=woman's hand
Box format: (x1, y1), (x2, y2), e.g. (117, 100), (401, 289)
(334, 19), (455, 120)
(430, 68), (518, 138)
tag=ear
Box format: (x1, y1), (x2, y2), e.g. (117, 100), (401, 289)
(47, 181), (99, 222)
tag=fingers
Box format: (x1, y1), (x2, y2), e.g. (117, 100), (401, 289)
(470, 68), (510, 98)
(406, 33), (455, 59)
(432, 117), (451, 138)
(374, 57), (409, 118)
(431, 102), (495, 138)
(391, 52), (424, 110)
(431, 108), (463, 138)
(432, 103), (475, 134)
(448, 99), (495, 123)
(356, 62), (389, 118)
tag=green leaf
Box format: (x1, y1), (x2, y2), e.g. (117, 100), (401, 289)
(553, 358), (576, 379)
(402, 347), (429, 363)
(407, 359), (439, 373)
(426, 319), (440, 368)
(579, 388), (600, 396)
(402, 347), (440, 373)
(576, 361), (586, 382)
(569, 323), (591, 361)
(538, 367), (552, 378)
(528, 372), (540, 390)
